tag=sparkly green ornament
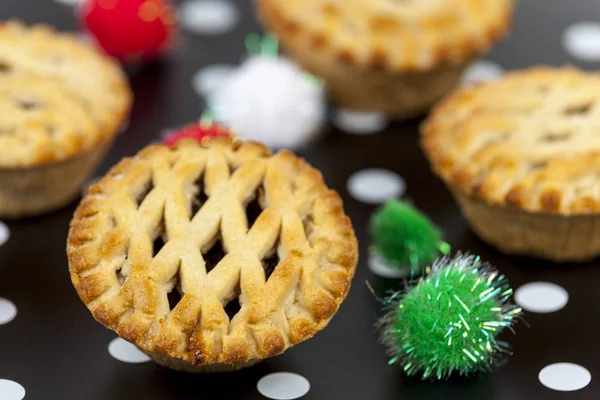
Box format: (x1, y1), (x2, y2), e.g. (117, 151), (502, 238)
(377, 253), (522, 379)
(370, 199), (449, 270)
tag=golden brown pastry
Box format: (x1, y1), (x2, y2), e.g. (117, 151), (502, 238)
(67, 138), (358, 372)
(257, 0), (516, 118)
(0, 21), (132, 217)
(422, 66), (600, 262)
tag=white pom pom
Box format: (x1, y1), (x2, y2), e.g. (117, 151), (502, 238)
(210, 56), (326, 149)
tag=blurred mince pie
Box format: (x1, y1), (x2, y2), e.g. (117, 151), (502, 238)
(422, 66), (600, 262)
(257, 0), (516, 118)
(0, 21), (131, 217)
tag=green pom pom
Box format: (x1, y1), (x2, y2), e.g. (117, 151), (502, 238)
(378, 253), (522, 379)
(371, 200), (447, 269)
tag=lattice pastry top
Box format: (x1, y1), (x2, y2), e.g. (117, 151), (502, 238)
(68, 138), (358, 365)
(422, 66), (600, 216)
(0, 21), (131, 168)
(258, 0), (515, 71)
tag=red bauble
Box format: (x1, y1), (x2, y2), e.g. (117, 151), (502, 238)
(79, 0), (177, 62)
(163, 122), (232, 147)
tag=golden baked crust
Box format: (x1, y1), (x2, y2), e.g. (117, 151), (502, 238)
(67, 138), (358, 365)
(258, 0), (516, 72)
(422, 66), (600, 216)
(0, 21), (131, 168)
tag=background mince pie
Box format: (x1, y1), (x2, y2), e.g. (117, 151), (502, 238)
(0, 21), (132, 218)
(422, 66), (600, 262)
(67, 138), (358, 372)
(257, 0), (516, 118)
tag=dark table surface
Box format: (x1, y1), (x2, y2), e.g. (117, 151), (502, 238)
(1, 0), (600, 399)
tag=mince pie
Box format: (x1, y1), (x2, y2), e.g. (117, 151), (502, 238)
(422, 67), (600, 262)
(257, 0), (516, 118)
(68, 138), (358, 372)
(0, 21), (131, 217)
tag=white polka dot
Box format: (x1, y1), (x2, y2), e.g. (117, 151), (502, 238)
(563, 22), (600, 61)
(347, 169), (405, 204)
(192, 64), (236, 97)
(0, 221), (9, 247)
(539, 363), (591, 391)
(461, 60), (504, 86)
(515, 282), (568, 313)
(257, 372), (310, 400)
(53, 0), (82, 5)
(0, 298), (17, 325)
(0, 379), (25, 400)
(108, 338), (151, 363)
(180, 0), (240, 35)
(81, 177), (100, 197)
(332, 110), (388, 135)
(368, 253), (411, 279)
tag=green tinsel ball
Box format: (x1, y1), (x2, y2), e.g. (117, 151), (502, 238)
(379, 254), (522, 379)
(371, 199), (447, 269)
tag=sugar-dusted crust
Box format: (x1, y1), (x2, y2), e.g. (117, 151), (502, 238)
(258, 0), (516, 72)
(422, 66), (600, 216)
(0, 21), (131, 168)
(67, 138), (358, 366)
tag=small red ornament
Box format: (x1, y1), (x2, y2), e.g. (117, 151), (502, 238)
(163, 122), (232, 147)
(79, 0), (177, 62)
